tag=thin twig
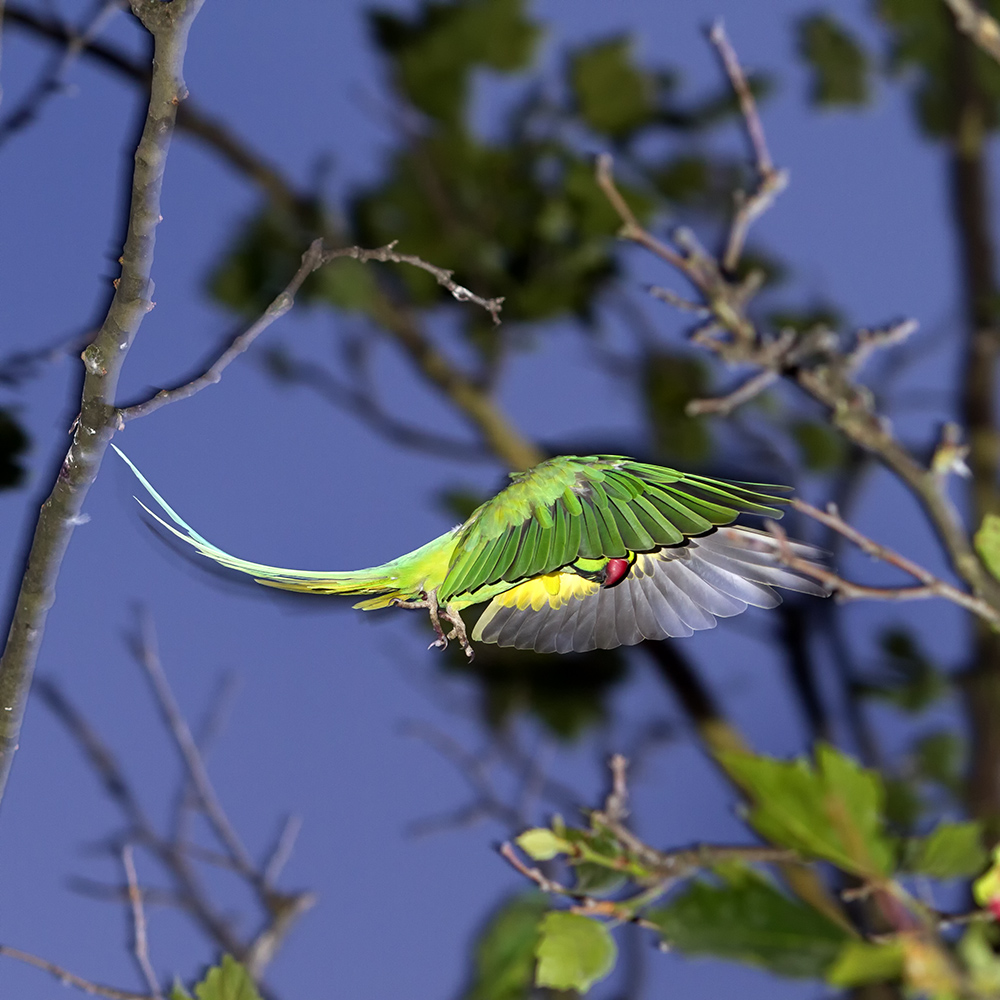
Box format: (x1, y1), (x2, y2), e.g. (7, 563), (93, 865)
(686, 369), (777, 416)
(596, 53), (998, 612)
(37, 679), (246, 957)
(119, 240), (505, 423)
(595, 154), (692, 276)
(845, 319), (920, 375)
(263, 815), (303, 887)
(604, 753), (630, 822)
(321, 241), (505, 323)
(122, 845), (162, 1000)
(767, 503), (1000, 629)
(119, 240), (325, 422)
(0, 0), (127, 146)
(0, 944), (150, 1000)
(708, 20), (788, 271)
(131, 612), (256, 879)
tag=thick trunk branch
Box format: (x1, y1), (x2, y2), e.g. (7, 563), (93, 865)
(0, 0), (206, 809)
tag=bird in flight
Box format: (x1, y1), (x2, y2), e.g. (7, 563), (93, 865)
(114, 447), (826, 658)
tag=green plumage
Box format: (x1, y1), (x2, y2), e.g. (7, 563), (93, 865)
(114, 448), (817, 658)
(437, 456), (786, 601)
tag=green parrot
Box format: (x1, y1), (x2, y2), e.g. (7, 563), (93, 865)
(113, 446), (826, 658)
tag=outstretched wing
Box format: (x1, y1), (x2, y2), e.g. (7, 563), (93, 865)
(471, 527), (828, 653)
(441, 456), (789, 601)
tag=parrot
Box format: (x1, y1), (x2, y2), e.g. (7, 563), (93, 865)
(113, 446), (827, 658)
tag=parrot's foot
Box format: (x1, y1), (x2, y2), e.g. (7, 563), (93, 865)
(394, 591), (475, 660)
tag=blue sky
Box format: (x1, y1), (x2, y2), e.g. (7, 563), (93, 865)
(0, 1), (980, 997)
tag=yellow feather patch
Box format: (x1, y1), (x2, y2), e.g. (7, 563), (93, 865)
(495, 572), (598, 611)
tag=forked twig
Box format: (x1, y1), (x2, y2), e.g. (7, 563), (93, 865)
(122, 845), (162, 1000)
(767, 501), (1000, 629)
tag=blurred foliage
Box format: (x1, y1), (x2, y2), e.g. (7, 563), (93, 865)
(460, 892), (548, 1000)
(446, 634), (627, 739)
(0, 407), (28, 490)
(790, 418), (846, 472)
(859, 626), (947, 713)
(901, 819), (987, 878)
(647, 865), (849, 978)
(170, 955), (261, 1000)
(879, 0), (1000, 136)
(534, 911), (616, 993)
(194, 1), (1000, 995)
(517, 744), (993, 995)
(798, 12), (871, 107)
(643, 352), (713, 464)
(720, 743), (892, 878)
(569, 36), (656, 139)
(975, 512), (1000, 582)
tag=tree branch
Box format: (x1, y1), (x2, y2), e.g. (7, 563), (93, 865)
(0, 944), (151, 1000)
(121, 844), (162, 1000)
(944, 0), (1000, 64)
(0, 0), (206, 808)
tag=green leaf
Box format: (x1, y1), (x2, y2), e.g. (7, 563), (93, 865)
(647, 869), (850, 978)
(718, 743), (892, 877)
(170, 984), (193, 1000)
(193, 956), (262, 1000)
(370, 0), (539, 126)
(973, 845), (1000, 906)
(913, 731), (964, 794)
(827, 940), (905, 987)
(797, 13), (870, 107)
(534, 912), (617, 993)
(880, 0), (1000, 137)
(976, 513), (1000, 583)
(883, 776), (924, 830)
(462, 893), (549, 1000)
(570, 37), (655, 138)
(790, 419), (846, 472)
(904, 820), (987, 879)
(644, 353), (713, 464)
(516, 828), (569, 861)
(959, 923), (1000, 996)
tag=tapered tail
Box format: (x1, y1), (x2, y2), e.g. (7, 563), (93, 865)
(112, 446), (436, 605)
(473, 526), (830, 653)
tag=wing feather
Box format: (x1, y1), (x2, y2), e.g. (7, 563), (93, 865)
(441, 455), (794, 601)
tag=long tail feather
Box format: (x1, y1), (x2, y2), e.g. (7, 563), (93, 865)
(112, 445), (444, 602)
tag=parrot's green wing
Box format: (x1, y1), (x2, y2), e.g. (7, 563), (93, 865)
(439, 455), (789, 601)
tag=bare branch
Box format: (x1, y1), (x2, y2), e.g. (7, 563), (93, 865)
(5, 4), (542, 473)
(845, 318), (920, 374)
(596, 48), (999, 611)
(686, 369), (778, 416)
(708, 20), (788, 271)
(131, 612), (256, 879)
(119, 239), (326, 421)
(122, 845), (162, 1000)
(262, 815), (303, 888)
(322, 241), (505, 323)
(0, 0), (208, 808)
(120, 239), (505, 423)
(944, 0), (1000, 64)
(0, 0), (128, 147)
(766, 502), (1000, 629)
(0, 944), (150, 1000)
(595, 155), (693, 277)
